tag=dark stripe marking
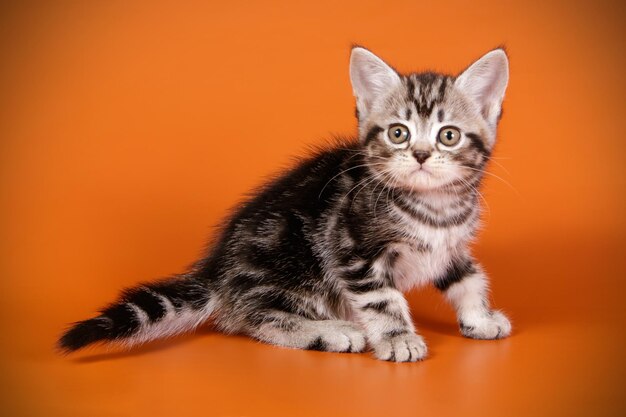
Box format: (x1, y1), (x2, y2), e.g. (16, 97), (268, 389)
(363, 300), (390, 313)
(466, 132), (491, 157)
(101, 303), (141, 339)
(364, 125), (384, 144)
(307, 336), (327, 351)
(437, 77), (448, 102)
(347, 279), (385, 294)
(406, 77), (415, 102)
(392, 194), (475, 228)
(434, 259), (476, 291)
(124, 288), (167, 322)
(342, 262), (370, 280)
(255, 290), (299, 315)
(146, 278), (209, 311)
(384, 329), (409, 338)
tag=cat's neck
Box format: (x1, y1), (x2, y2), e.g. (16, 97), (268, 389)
(397, 182), (480, 209)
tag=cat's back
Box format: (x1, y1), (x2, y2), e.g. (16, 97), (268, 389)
(234, 140), (362, 220)
(203, 140), (363, 270)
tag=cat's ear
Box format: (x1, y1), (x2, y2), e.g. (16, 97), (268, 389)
(350, 47), (401, 120)
(455, 48), (509, 128)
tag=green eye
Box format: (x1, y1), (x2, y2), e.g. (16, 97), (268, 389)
(387, 124), (410, 144)
(438, 126), (462, 146)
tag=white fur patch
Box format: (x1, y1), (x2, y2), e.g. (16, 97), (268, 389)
(124, 298), (216, 347)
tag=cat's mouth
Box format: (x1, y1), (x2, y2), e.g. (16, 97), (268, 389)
(410, 166), (432, 176)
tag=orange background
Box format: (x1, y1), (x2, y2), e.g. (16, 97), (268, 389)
(1, 1), (625, 416)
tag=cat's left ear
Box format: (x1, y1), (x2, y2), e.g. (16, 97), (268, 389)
(350, 47), (402, 120)
(455, 48), (509, 128)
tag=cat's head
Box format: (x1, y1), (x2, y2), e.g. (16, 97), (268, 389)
(349, 47), (508, 192)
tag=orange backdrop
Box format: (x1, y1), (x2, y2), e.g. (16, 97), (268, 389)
(1, 1), (625, 416)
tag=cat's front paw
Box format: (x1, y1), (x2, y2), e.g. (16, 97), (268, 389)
(460, 310), (511, 340)
(372, 332), (428, 362)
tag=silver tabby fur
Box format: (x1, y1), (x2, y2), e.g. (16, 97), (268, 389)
(59, 47), (512, 362)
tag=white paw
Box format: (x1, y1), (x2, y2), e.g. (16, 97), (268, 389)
(460, 310), (512, 340)
(306, 321), (366, 353)
(372, 332), (428, 362)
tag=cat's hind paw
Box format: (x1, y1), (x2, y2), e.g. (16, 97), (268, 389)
(305, 321), (367, 353)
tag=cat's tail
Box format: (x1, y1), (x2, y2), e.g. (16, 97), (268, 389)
(57, 273), (215, 353)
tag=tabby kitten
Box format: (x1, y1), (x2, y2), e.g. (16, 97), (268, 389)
(59, 47), (511, 362)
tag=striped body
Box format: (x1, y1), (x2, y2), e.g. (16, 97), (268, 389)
(59, 47), (512, 362)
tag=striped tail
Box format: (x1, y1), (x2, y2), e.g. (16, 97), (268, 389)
(58, 274), (214, 353)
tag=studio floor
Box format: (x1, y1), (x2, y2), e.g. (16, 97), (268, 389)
(2, 239), (624, 416)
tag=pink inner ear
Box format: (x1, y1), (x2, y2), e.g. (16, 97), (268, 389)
(455, 50), (509, 124)
(350, 48), (401, 115)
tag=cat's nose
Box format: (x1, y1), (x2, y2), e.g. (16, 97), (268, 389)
(412, 150), (431, 164)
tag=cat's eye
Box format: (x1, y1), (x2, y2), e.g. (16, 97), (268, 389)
(438, 126), (462, 147)
(387, 124), (411, 144)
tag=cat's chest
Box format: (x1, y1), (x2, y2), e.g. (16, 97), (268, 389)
(388, 224), (474, 292)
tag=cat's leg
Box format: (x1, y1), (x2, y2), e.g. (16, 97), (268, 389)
(216, 271), (366, 353)
(435, 259), (511, 339)
(349, 286), (427, 362)
(245, 311), (367, 353)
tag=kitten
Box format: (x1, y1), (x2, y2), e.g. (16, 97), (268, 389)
(59, 47), (511, 362)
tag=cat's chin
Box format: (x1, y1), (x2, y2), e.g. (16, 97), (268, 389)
(399, 172), (450, 193)
(400, 180), (448, 194)
(400, 169), (479, 194)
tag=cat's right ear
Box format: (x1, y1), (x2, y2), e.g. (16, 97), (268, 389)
(350, 47), (401, 120)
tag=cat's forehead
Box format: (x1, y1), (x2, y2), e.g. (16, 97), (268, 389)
(382, 72), (458, 120)
(404, 73), (452, 117)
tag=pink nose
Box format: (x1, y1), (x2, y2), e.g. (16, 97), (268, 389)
(413, 151), (431, 164)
